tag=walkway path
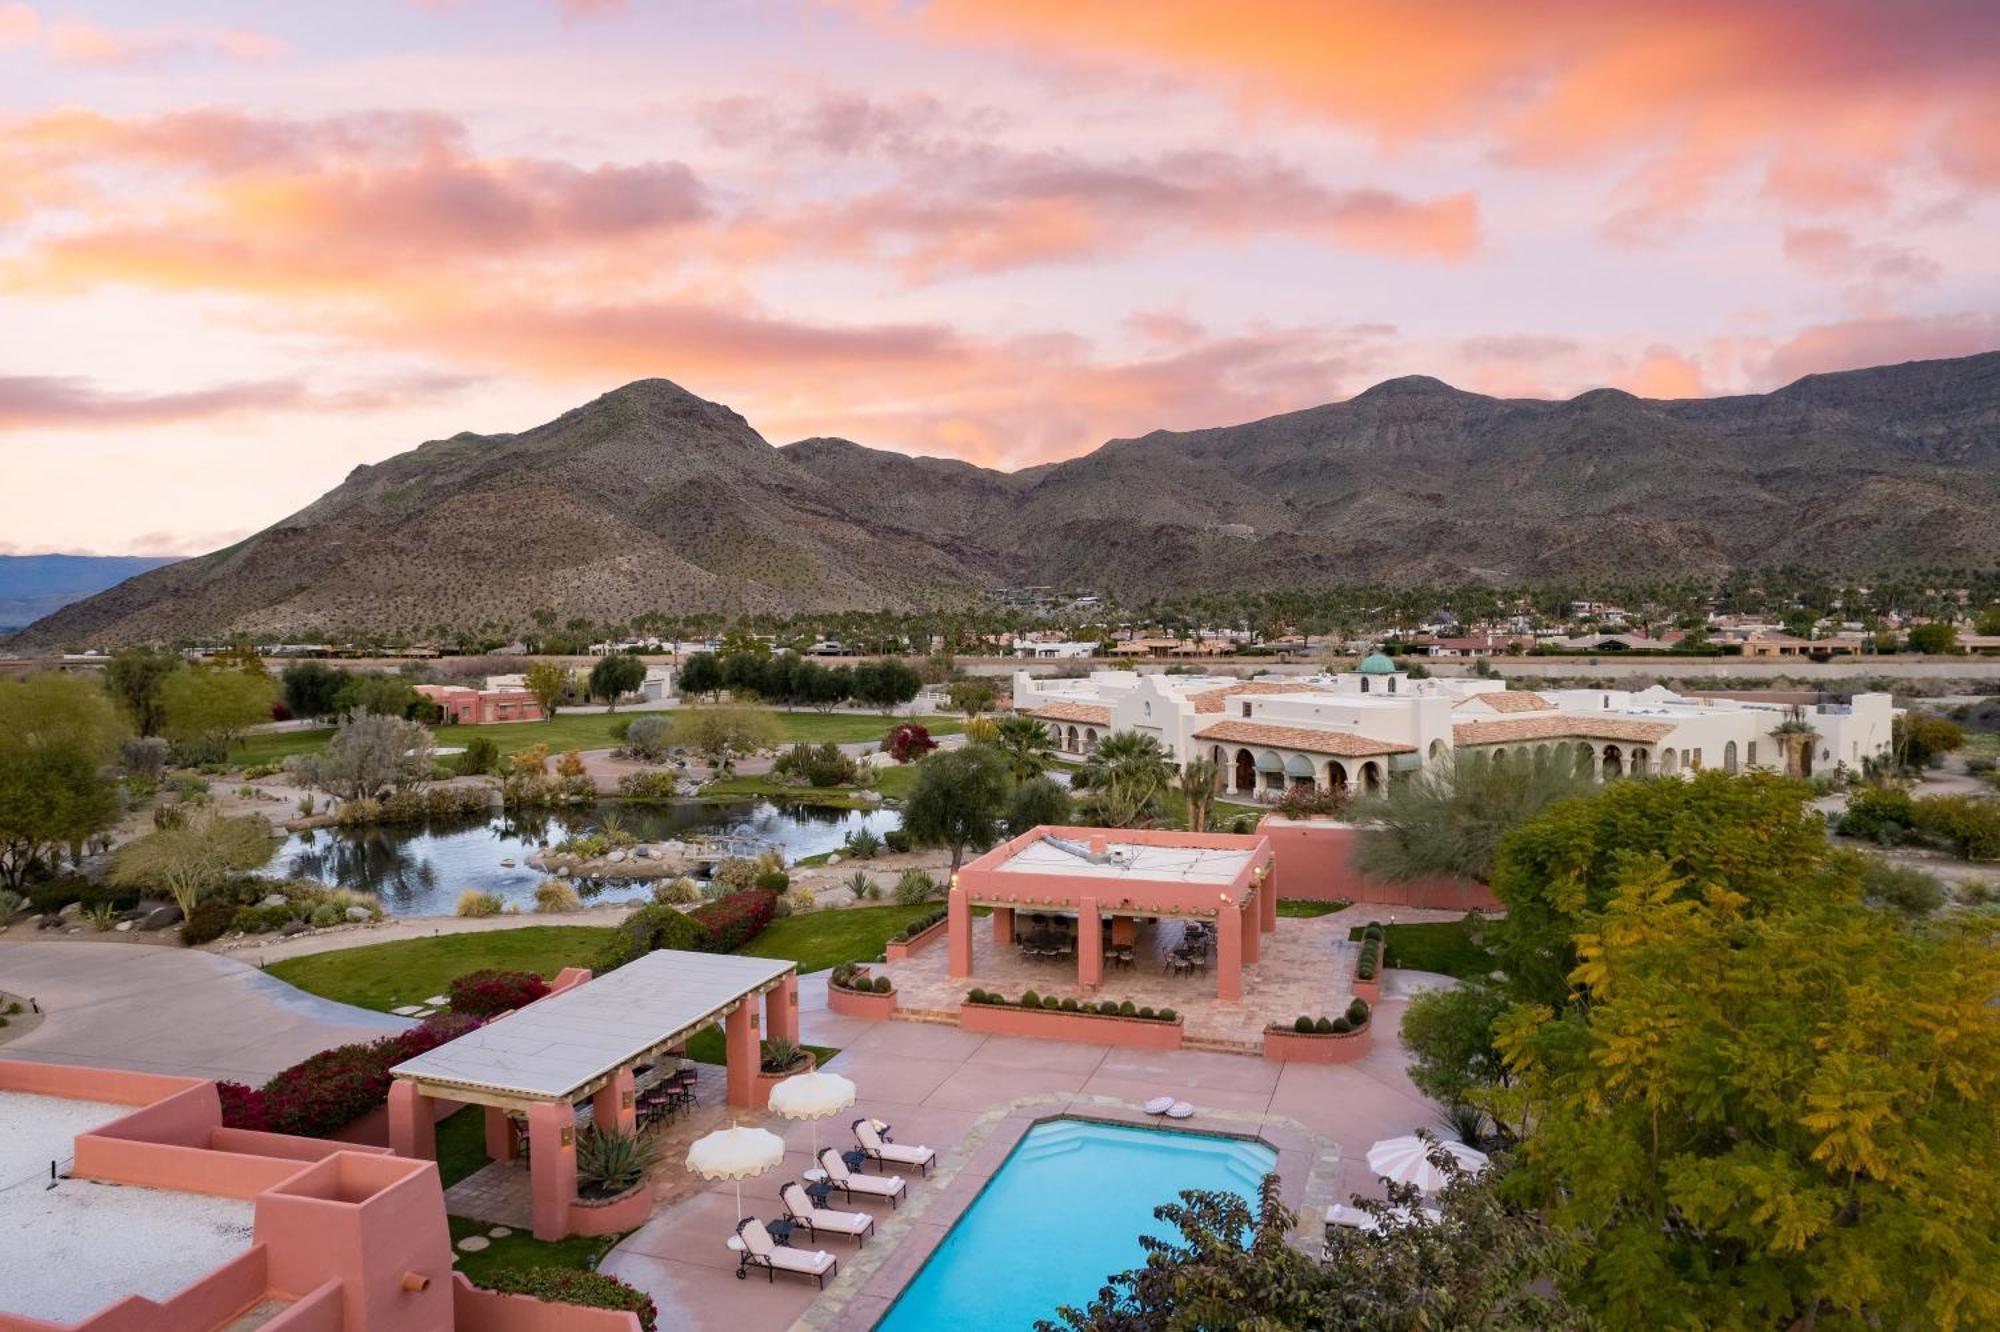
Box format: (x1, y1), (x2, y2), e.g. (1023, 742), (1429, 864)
(0, 940), (410, 1084)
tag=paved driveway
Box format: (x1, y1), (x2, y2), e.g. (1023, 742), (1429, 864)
(0, 940), (410, 1083)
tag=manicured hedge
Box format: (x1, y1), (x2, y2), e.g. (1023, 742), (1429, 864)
(447, 968), (550, 1017)
(1280, 999), (1371, 1037)
(219, 1013), (484, 1138)
(480, 1268), (657, 1332)
(689, 888), (778, 952)
(964, 988), (1176, 1023)
(895, 908), (946, 941)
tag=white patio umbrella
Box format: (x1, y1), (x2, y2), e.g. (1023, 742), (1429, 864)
(1366, 1136), (1488, 1193)
(686, 1123), (786, 1221)
(766, 1070), (857, 1158)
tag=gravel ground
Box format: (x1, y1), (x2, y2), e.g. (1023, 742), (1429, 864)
(0, 1090), (256, 1323)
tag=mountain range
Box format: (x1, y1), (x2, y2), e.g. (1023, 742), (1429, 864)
(0, 555), (180, 633)
(11, 351), (1999, 648)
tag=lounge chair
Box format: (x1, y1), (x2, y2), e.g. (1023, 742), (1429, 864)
(1142, 1096), (1175, 1115)
(731, 1218), (839, 1288)
(780, 1180), (875, 1245)
(853, 1119), (935, 1175)
(817, 1147), (905, 1207)
(1165, 1101), (1195, 1119)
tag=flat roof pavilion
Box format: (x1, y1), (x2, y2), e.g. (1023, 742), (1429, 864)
(993, 836), (1256, 885)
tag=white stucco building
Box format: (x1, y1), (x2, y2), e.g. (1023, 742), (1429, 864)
(1014, 654), (1895, 798)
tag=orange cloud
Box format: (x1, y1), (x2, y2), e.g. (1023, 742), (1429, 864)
(1755, 314), (2000, 388)
(0, 6), (286, 67)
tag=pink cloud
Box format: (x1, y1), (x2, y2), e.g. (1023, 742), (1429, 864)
(1756, 314), (2000, 388)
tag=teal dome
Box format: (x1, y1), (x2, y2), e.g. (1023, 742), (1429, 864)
(1358, 652), (1398, 675)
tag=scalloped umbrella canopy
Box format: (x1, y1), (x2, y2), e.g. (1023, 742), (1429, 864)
(1366, 1136), (1487, 1193)
(766, 1071), (857, 1157)
(686, 1123), (786, 1219)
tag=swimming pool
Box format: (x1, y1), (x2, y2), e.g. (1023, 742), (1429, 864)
(877, 1118), (1275, 1331)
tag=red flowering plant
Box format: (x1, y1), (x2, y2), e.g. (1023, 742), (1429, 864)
(215, 1079), (270, 1132)
(229, 1013), (485, 1138)
(447, 968), (549, 1017)
(688, 888), (777, 952)
(883, 722), (938, 764)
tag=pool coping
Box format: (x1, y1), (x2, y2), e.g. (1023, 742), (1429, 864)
(794, 1094), (1343, 1332)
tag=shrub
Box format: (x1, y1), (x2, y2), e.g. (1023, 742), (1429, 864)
(617, 771), (683, 801)
(1138, 1006), (1155, 1020)
(231, 904), (300, 934)
(871, 975), (892, 994)
(456, 890), (503, 917)
(533, 879), (582, 914)
(842, 827), (881, 860)
(1315, 1016), (1335, 1034)
(454, 736), (499, 777)
(1347, 997), (1371, 1026)
(594, 903), (710, 973)
(1272, 782), (1346, 819)
(966, 987), (990, 1004)
(479, 1269), (657, 1332)
(1839, 787), (1916, 841)
(1061, 996), (1081, 1011)
(448, 969), (550, 1017)
(1861, 861), (1949, 916)
(896, 909), (946, 941)
(1910, 794), (2000, 860)
(755, 869), (790, 893)
(180, 896), (240, 945)
(1157, 1008), (1177, 1022)
(883, 723), (938, 764)
(1099, 1000), (1120, 1016)
(1295, 1015), (1316, 1033)
(784, 884), (817, 915)
(1020, 989), (1040, 1009)
(1330, 1016), (1352, 1034)
(652, 876), (700, 905)
(1118, 1000), (1136, 1017)
(773, 741), (859, 787)
(310, 903), (341, 928)
(710, 857), (762, 893)
(688, 888), (778, 952)
(250, 1014), (483, 1138)
(623, 715), (676, 762)
(845, 870), (878, 900)
(215, 1080), (268, 1131)
(883, 828), (911, 854)
(1041, 995), (1060, 1009)
(894, 868), (938, 905)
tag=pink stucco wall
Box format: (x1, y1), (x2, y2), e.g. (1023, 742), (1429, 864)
(826, 980), (897, 1019)
(1262, 1023), (1374, 1064)
(1255, 819), (1500, 909)
(883, 916), (948, 960)
(451, 1277), (641, 1332)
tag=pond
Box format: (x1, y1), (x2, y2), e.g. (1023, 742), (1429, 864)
(257, 799), (903, 917)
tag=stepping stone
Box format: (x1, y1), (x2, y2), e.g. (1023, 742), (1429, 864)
(457, 1236), (490, 1252)
(424, 995), (449, 1006)
(412, 1008), (437, 1018)
(487, 1227), (512, 1238)
(390, 1005), (426, 1016)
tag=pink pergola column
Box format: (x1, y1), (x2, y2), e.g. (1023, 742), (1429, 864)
(1240, 897), (1262, 965)
(1259, 871), (1278, 934)
(526, 1100), (577, 1241)
(947, 883), (974, 979)
(765, 973), (800, 1045)
(992, 906), (1015, 946)
(387, 1080), (436, 1162)
(483, 1106), (517, 1162)
(592, 1066), (636, 1138)
(1216, 904), (1244, 1001)
(1076, 896), (1102, 992)
(724, 999), (760, 1109)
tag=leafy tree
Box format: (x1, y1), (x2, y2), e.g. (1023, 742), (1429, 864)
(1004, 775), (1073, 835)
(523, 661), (570, 719)
(1178, 756), (1221, 833)
(1977, 604), (2000, 636)
(1400, 982), (1514, 1114)
(947, 678), (998, 716)
(158, 666), (275, 763)
(0, 673), (125, 888)
(286, 711), (435, 801)
(279, 661), (347, 722)
(1073, 732), (1174, 825)
(852, 657), (922, 713)
(1356, 756), (1592, 886)
(588, 653), (647, 710)
(677, 651), (722, 702)
(332, 671), (420, 720)
(454, 735), (499, 777)
(112, 809), (274, 919)
(1490, 770), (1830, 1009)
(1893, 711), (1964, 769)
(1494, 859), (2000, 1330)
(903, 744), (1010, 874)
(990, 715), (1054, 780)
(104, 647), (183, 736)
(1906, 621), (1959, 654)
(673, 707), (781, 770)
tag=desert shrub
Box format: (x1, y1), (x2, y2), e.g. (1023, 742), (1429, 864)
(480, 1270), (656, 1332)
(180, 896), (240, 945)
(244, 1014), (483, 1138)
(533, 879), (582, 914)
(555, 749), (587, 779)
(575, 1126), (658, 1198)
(617, 771), (682, 801)
(652, 876), (700, 905)
(841, 827), (881, 859)
(755, 869), (790, 893)
(1910, 794), (2000, 860)
(623, 715), (676, 762)
(773, 742), (859, 787)
(1839, 787), (1916, 841)
(688, 888), (777, 952)
(310, 903), (341, 928)
(121, 735), (170, 781)
(785, 885), (816, 914)
(1860, 861), (1949, 916)
(454, 735), (499, 777)
(710, 857), (762, 893)
(448, 969), (550, 1016)
(230, 904), (300, 934)
(894, 868), (938, 905)
(883, 828), (911, 854)
(844, 870), (879, 900)
(593, 903), (710, 973)
(456, 889), (503, 918)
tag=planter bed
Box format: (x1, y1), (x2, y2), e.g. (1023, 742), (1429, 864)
(827, 972), (897, 1020)
(960, 1001), (1182, 1051)
(1263, 1022), (1373, 1064)
(568, 1181), (652, 1237)
(749, 1048), (816, 1110)
(884, 915), (949, 961)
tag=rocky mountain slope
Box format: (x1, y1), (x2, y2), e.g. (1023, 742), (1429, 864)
(14, 352), (1999, 647)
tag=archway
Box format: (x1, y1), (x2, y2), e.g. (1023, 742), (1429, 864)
(1360, 760), (1383, 794)
(1601, 744), (1624, 780)
(1234, 748), (1256, 793)
(1257, 750), (1286, 795)
(1327, 760), (1349, 792)
(1630, 748), (1649, 776)
(1284, 754), (1316, 790)
(1065, 725), (1079, 752)
(1083, 728), (1099, 754)
(1533, 744), (1551, 773)
(1723, 740), (1738, 773)
(1573, 742), (1596, 778)
(1661, 748), (1678, 775)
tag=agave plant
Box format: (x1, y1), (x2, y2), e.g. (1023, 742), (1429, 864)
(1434, 1101), (1488, 1149)
(759, 1037), (805, 1075)
(575, 1126), (658, 1197)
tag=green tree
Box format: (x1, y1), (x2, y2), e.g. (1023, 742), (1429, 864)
(588, 653), (647, 710)
(991, 715), (1056, 780)
(903, 744), (1010, 874)
(332, 671), (420, 720)
(1976, 604), (2000, 637)
(286, 711), (435, 801)
(1489, 771), (1831, 1009)
(523, 660), (571, 719)
(1893, 711), (1964, 769)
(1906, 621), (1959, 654)
(104, 646), (183, 736)
(0, 673), (125, 888)
(111, 809), (275, 920)
(674, 706), (781, 770)
(946, 678), (998, 716)
(852, 658), (923, 713)
(1073, 732), (1174, 825)
(1179, 755), (1221, 833)
(1004, 775), (1072, 835)
(279, 661), (347, 721)
(1494, 859), (2000, 1330)
(1356, 756), (1592, 886)
(158, 666), (275, 763)
(1400, 982), (1514, 1114)
(677, 652), (722, 702)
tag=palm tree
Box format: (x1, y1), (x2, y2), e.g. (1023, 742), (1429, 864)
(1180, 756), (1222, 833)
(1075, 732), (1175, 825)
(992, 715), (1056, 781)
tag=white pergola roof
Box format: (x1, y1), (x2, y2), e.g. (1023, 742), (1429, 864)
(390, 949), (794, 1104)
(995, 837), (1254, 885)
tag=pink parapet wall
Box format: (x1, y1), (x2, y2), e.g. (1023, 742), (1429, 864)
(1255, 818), (1500, 909)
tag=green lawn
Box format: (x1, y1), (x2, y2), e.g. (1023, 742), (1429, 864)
(448, 1214), (621, 1285)
(1277, 898), (1351, 918)
(738, 901), (940, 974)
(435, 1106), (490, 1188)
(1351, 919), (1497, 981)
(232, 709), (963, 768)
(265, 926), (612, 1012)
(681, 1027), (838, 1068)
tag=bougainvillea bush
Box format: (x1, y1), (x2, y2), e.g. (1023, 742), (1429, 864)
(688, 888), (777, 952)
(221, 1013), (484, 1137)
(447, 968), (550, 1017)
(883, 722), (938, 764)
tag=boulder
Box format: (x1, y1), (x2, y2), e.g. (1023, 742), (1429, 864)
(139, 904), (184, 931)
(827, 855), (841, 866)
(633, 845), (654, 860)
(57, 901), (83, 919)
(606, 850), (626, 864)
(344, 905), (372, 922)
(280, 919), (309, 936)
(114, 920), (135, 932)
(258, 893), (289, 909)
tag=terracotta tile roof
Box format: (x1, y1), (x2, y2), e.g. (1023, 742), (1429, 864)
(1454, 690), (1553, 714)
(1189, 681), (1330, 714)
(1452, 715), (1675, 746)
(1024, 701), (1111, 726)
(1192, 720), (1414, 758)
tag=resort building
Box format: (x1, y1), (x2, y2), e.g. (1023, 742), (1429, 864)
(411, 683), (545, 725)
(1015, 655), (1896, 793)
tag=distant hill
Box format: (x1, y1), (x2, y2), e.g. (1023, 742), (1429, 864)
(12, 351), (2000, 648)
(0, 555), (179, 633)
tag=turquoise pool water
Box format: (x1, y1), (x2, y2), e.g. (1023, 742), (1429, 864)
(877, 1119), (1275, 1331)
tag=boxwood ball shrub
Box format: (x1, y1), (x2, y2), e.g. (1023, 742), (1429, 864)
(1330, 1016), (1352, 1034)
(1314, 1016), (1335, 1034)
(1158, 1008), (1176, 1022)
(1347, 997), (1371, 1026)
(1041, 994), (1061, 1010)
(1138, 1006), (1155, 1020)
(1020, 989), (1040, 1009)
(1060, 996), (1080, 1011)
(871, 975), (892, 994)
(1294, 1015), (1316, 1033)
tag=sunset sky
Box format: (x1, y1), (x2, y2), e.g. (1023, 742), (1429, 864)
(4, 0), (1997, 557)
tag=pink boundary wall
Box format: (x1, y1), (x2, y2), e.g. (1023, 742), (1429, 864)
(1255, 818), (1500, 910)
(0, 1059), (640, 1332)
